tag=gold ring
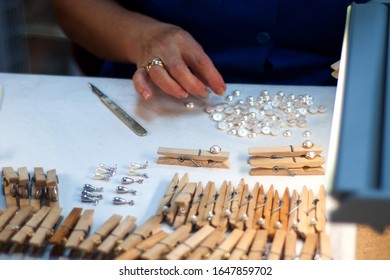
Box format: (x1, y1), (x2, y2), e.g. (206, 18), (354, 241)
(145, 57), (164, 71)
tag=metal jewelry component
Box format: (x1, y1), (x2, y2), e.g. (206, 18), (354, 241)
(209, 145), (221, 154)
(185, 102), (195, 109)
(302, 139), (314, 149)
(81, 190), (103, 200)
(116, 186), (137, 195)
(129, 161), (149, 170)
(146, 57), (164, 71)
(121, 176), (144, 184)
(127, 169), (149, 178)
(81, 194), (99, 206)
(112, 197), (135, 206)
(92, 172), (111, 181)
(83, 183), (103, 192)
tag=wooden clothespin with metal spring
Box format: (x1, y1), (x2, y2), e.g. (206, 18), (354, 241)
(49, 207), (83, 246)
(268, 188), (290, 238)
(17, 167), (30, 207)
(228, 179), (246, 229)
(165, 224), (215, 260)
(210, 181), (230, 230)
(2, 167), (23, 208)
(114, 215), (161, 255)
(254, 185), (274, 230)
(173, 182), (197, 229)
(244, 183), (260, 230)
(30, 167), (46, 212)
(29, 207), (62, 248)
(0, 205), (32, 244)
(185, 227), (226, 260)
(78, 214), (122, 253)
(65, 209), (94, 250)
(97, 215), (137, 255)
(11, 206), (51, 245)
(164, 173), (189, 225)
(248, 144), (325, 176)
(155, 173), (180, 220)
(208, 228), (244, 260)
(194, 181), (216, 229)
(284, 189), (300, 260)
(115, 230), (168, 260)
(185, 182), (203, 226)
(141, 224), (192, 260)
(318, 232), (332, 260)
(157, 147), (230, 169)
(45, 169), (60, 207)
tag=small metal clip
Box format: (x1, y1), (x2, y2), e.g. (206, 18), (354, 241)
(82, 190), (103, 200)
(81, 194), (99, 206)
(129, 161), (149, 170)
(178, 156), (201, 167)
(112, 197), (135, 206)
(83, 183), (104, 192)
(121, 177), (144, 184)
(127, 170), (149, 178)
(116, 186), (137, 195)
(272, 166), (296, 176)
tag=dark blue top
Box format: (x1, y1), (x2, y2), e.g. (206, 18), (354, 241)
(100, 0), (369, 85)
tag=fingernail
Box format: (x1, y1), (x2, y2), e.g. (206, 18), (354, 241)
(142, 89), (152, 100)
(215, 85), (226, 96)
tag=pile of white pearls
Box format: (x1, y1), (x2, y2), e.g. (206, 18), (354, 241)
(205, 89), (327, 139)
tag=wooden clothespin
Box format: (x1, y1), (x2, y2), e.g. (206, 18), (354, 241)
(296, 186), (309, 238)
(269, 188), (290, 238)
(185, 182), (203, 226)
(49, 207), (83, 246)
(11, 206), (51, 245)
(164, 173), (189, 225)
(208, 228), (244, 260)
(2, 167), (20, 208)
(306, 189), (317, 235)
(228, 228), (257, 260)
(173, 182), (197, 229)
(235, 182), (251, 230)
(210, 181), (230, 230)
(115, 230), (168, 260)
(165, 224), (215, 260)
(185, 228), (226, 260)
(97, 215), (137, 255)
(141, 224), (192, 260)
(247, 229), (268, 260)
(254, 185), (274, 230)
(0, 205), (32, 244)
(29, 207), (62, 248)
(65, 209), (94, 250)
(157, 147), (230, 169)
(17, 167), (30, 207)
(31, 167), (46, 212)
(78, 214), (122, 253)
(45, 169), (59, 208)
(300, 233), (318, 260)
(195, 181), (216, 229)
(318, 232), (332, 260)
(248, 145), (325, 176)
(314, 185), (327, 233)
(245, 183), (260, 230)
(284, 189), (300, 260)
(114, 215), (161, 255)
(155, 173), (180, 219)
(267, 229), (286, 260)
(0, 206), (18, 232)
(228, 179), (246, 229)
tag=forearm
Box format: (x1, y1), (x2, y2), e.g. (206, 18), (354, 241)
(52, 0), (163, 63)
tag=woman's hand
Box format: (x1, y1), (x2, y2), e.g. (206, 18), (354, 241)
(132, 24), (226, 100)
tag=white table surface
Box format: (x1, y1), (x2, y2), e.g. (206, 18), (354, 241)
(0, 72), (356, 260)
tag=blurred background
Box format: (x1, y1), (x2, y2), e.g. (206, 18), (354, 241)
(0, 0), (81, 76)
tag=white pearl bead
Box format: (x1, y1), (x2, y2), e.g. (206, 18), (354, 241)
(283, 130), (292, 137)
(209, 145), (221, 154)
(302, 140), (314, 149)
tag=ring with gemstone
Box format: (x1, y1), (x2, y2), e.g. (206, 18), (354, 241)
(145, 57), (165, 72)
